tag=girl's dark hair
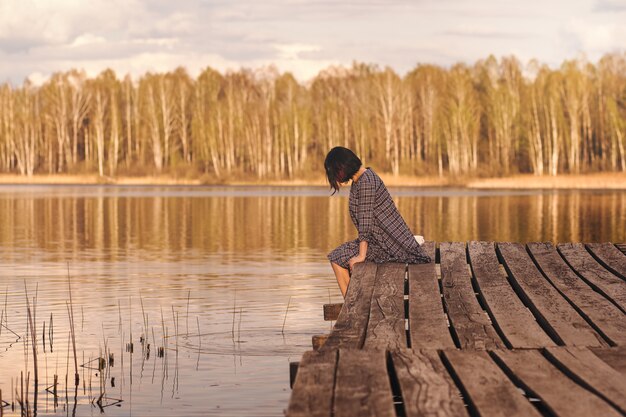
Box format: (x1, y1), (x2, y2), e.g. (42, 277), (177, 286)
(324, 147), (362, 194)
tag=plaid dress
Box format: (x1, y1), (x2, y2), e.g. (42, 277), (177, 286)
(328, 168), (431, 269)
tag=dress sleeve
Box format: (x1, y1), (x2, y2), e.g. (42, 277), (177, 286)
(356, 179), (376, 243)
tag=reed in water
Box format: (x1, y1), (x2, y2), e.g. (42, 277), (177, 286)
(0, 281), (198, 416)
(66, 266), (79, 386)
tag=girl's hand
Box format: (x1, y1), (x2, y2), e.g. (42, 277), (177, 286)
(348, 255), (365, 271)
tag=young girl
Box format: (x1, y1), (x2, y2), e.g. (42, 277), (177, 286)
(325, 147), (431, 297)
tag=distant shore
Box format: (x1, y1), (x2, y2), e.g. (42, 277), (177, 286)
(0, 172), (624, 189)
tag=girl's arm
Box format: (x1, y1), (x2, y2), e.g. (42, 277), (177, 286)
(358, 240), (368, 258)
(349, 239), (368, 270)
(350, 176), (375, 270)
(356, 178), (376, 243)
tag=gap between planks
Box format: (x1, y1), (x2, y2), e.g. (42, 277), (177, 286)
(289, 346), (626, 417)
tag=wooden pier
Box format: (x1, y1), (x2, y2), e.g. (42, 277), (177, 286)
(287, 242), (626, 417)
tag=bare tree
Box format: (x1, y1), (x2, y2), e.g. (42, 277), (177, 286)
(0, 54), (624, 178)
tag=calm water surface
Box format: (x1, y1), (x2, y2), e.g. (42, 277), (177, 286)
(0, 185), (624, 416)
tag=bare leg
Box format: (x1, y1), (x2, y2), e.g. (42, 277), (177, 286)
(331, 262), (351, 298)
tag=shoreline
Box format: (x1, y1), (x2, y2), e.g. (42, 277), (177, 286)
(0, 173), (624, 189)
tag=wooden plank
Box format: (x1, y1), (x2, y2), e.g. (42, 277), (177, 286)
(321, 262), (378, 351)
(312, 335), (329, 351)
(493, 349), (622, 417)
(390, 349), (468, 417)
(558, 243), (626, 312)
(334, 349), (395, 417)
(528, 242), (626, 346)
(440, 242), (504, 350)
(589, 346), (626, 376)
(408, 242), (456, 349)
(468, 241), (554, 348)
(443, 349), (542, 417)
(364, 263), (407, 349)
(290, 361), (299, 388)
(497, 242), (605, 347)
(287, 350), (337, 417)
(323, 303), (343, 321)
(544, 347), (626, 413)
(587, 243), (626, 280)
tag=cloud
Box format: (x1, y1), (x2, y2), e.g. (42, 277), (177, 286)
(18, 51), (231, 85)
(593, 0), (626, 12)
(0, 0), (624, 85)
(273, 43), (321, 60)
(70, 34), (108, 48)
(562, 18), (626, 57)
(443, 27), (530, 39)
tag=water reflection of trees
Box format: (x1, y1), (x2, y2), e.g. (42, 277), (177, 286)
(0, 192), (624, 260)
(400, 192), (626, 243)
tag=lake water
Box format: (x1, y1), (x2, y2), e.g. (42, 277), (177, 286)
(0, 185), (624, 416)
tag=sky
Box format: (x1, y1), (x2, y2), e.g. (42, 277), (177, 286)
(0, 0), (624, 85)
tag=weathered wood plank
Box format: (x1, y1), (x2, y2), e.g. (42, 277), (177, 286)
(312, 334), (329, 351)
(587, 243), (626, 280)
(544, 347), (626, 413)
(286, 350), (337, 417)
(408, 242), (456, 349)
(440, 242), (504, 350)
(443, 349), (541, 417)
(390, 349), (468, 417)
(589, 346), (626, 376)
(468, 241), (554, 348)
(323, 303), (343, 321)
(497, 242), (605, 347)
(321, 262), (378, 351)
(528, 242), (626, 346)
(493, 349), (622, 417)
(290, 361), (299, 388)
(364, 263), (407, 349)
(558, 243), (626, 312)
(334, 349), (395, 417)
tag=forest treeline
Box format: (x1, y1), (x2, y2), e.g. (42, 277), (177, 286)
(0, 53), (624, 178)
